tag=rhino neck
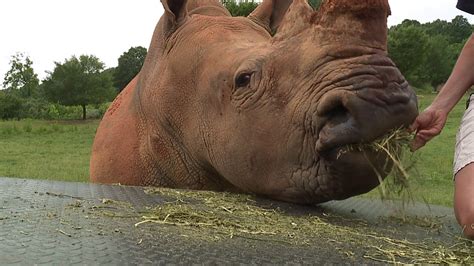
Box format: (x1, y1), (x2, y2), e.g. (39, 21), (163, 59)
(90, 76), (146, 185)
(135, 95), (237, 191)
(136, 128), (234, 191)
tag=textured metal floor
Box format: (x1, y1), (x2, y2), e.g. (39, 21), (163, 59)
(0, 177), (463, 264)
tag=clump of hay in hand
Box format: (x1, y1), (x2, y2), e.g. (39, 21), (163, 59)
(339, 127), (415, 201)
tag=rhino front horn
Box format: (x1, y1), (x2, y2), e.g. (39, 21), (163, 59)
(314, 0), (391, 50)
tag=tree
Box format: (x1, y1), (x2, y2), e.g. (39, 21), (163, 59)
(387, 17), (473, 90)
(423, 19), (450, 38)
(222, 1), (259, 17)
(114, 46), (147, 92)
(399, 19), (422, 28)
(421, 16), (471, 45)
(448, 15), (472, 44)
(0, 91), (22, 120)
(308, 0), (322, 9)
(221, 0), (321, 16)
(42, 55), (115, 120)
(423, 35), (452, 88)
(388, 24), (430, 87)
(3, 53), (39, 98)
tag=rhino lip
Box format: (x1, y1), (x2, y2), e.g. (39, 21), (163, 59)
(315, 113), (364, 154)
(315, 121), (389, 162)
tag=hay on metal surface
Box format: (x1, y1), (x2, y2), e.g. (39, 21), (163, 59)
(139, 188), (474, 264)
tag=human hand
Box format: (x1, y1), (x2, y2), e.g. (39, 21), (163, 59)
(409, 107), (448, 151)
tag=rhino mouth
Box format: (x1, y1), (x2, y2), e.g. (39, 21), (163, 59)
(312, 88), (413, 199)
(316, 116), (400, 178)
(318, 132), (392, 171)
(312, 118), (415, 201)
(322, 144), (392, 200)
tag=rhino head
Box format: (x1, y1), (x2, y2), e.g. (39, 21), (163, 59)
(91, 0), (418, 204)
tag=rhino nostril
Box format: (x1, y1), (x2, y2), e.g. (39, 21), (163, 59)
(315, 98), (358, 153)
(315, 91), (352, 133)
(317, 90), (348, 116)
(325, 104), (350, 127)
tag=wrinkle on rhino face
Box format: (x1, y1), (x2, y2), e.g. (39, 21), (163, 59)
(90, 0), (418, 204)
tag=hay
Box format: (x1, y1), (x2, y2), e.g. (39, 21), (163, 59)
(139, 188), (474, 264)
(339, 127), (416, 201)
(138, 189), (285, 242)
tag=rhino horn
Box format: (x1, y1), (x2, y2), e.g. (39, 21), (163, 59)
(314, 0), (391, 50)
(274, 0), (313, 39)
(248, 0), (293, 33)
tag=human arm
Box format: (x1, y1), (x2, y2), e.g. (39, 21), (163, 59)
(411, 33), (474, 151)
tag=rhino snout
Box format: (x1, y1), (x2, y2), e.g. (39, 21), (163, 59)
(315, 81), (418, 153)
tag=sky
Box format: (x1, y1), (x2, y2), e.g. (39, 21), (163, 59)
(0, 0), (473, 84)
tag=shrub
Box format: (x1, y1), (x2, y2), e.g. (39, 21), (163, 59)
(0, 92), (23, 120)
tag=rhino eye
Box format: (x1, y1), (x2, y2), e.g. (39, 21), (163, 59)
(235, 73), (252, 88)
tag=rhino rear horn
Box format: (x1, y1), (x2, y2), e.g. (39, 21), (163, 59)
(248, 0), (293, 33)
(274, 0), (313, 39)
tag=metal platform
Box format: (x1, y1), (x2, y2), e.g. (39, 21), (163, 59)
(0, 177), (467, 264)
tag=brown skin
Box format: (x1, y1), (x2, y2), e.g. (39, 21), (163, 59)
(91, 0), (418, 204)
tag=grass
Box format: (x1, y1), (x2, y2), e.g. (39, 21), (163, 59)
(0, 92), (468, 206)
(0, 119), (98, 182)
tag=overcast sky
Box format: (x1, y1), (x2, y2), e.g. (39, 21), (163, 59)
(0, 0), (473, 83)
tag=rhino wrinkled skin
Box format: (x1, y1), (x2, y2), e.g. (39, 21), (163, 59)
(90, 0), (418, 204)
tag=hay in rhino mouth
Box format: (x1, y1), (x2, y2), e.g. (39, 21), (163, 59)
(337, 127), (415, 201)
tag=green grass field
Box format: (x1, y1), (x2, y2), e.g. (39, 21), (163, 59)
(0, 93), (469, 206)
(0, 119), (98, 182)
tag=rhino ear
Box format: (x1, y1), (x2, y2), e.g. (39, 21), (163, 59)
(161, 0), (189, 35)
(248, 0), (293, 33)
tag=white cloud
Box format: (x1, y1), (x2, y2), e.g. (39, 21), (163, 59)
(0, 0), (162, 81)
(388, 0), (474, 26)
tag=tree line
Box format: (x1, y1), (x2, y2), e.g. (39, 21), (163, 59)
(388, 16), (473, 90)
(1, 0), (472, 120)
(0, 47), (147, 120)
(222, 0), (321, 16)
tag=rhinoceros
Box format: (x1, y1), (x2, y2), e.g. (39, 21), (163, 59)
(90, 0), (418, 204)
